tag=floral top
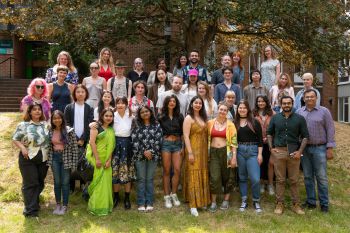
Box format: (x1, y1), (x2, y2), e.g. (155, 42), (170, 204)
(12, 121), (50, 161)
(20, 95), (51, 121)
(45, 66), (79, 85)
(47, 126), (79, 170)
(260, 59), (280, 90)
(131, 123), (163, 162)
(129, 96), (154, 116)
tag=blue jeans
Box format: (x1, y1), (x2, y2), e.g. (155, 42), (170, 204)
(301, 145), (329, 207)
(237, 144), (260, 202)
(135, 160), (157, 206)
(52, 152), (71, 206)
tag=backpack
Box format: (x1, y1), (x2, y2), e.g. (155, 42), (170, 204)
(110, 77), (129, 94)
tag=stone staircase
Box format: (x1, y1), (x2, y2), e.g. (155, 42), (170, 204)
(0, 79), (32, 112)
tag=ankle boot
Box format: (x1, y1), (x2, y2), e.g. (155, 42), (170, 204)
(124, 192), (131, 210)
(113, 192), (119, 208)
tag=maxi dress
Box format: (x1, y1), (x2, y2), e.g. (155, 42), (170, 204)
(86, 126), (115, 216)
(183, 121), (211, 208)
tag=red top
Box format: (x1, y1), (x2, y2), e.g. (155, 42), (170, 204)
(98, 66), (114, 82)
(211, 127), (226, 138)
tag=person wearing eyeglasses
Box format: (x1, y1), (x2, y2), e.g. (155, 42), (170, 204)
(21, 78), (51, 121)
(127, 58), (149, 96)
(82, 62), (107, 109)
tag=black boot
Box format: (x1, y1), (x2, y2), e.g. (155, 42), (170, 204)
(124, 192), (131, 210)
(113, 192), (119, 208)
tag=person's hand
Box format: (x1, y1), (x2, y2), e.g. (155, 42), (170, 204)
(291, 151), (302, 160)
(104, 159), (111, 169)
(89, 122), (98, 129)
(21, 147), (29, 159)
(257, 154), (263, 165)
(77, 140), (84, 146)
(229, 157), (237, 167)
(188, 153), (195, 164)
(326, 148), (333, 160)
(144, 150), (152, 160)
(96, 157), (102, 168)
(271, 148), (279, 154)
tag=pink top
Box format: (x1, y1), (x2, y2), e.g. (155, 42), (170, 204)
(52, 130), (64, 151)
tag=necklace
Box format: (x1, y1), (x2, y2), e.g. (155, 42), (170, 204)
(215, 119), (226, 130)
(240, 119), (247, 127)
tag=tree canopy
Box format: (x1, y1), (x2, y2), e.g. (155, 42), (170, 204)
(2, 0), (350, 72)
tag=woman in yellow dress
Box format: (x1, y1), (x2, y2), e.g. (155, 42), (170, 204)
(183, 96), (210, 217)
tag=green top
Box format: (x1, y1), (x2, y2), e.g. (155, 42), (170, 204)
(267, 112), (309, 147)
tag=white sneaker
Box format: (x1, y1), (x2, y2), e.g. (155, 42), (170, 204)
(268, 184), (275, 196)
(260, 183), (265, 194)
(146, 205), (154, 212)
(138, 206), (146, 212)
(170, 193), (181, 207)
(58, 205), (67, 215)
(164, 195), (173, 208)
(190, 208), (199, 217)
(53, 204), (61, 215)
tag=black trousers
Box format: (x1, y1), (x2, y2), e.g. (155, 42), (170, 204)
(18, 151), (48, 217)
(70, 145), (86, 192)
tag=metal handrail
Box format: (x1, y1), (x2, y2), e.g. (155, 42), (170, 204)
(0, 57), (17, 79)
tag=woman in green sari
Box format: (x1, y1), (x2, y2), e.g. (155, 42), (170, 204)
(86, 108), (116, 216)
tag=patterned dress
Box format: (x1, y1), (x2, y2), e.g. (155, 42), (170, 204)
(183, 121), (210, 208)
(260, 59), (280, 90)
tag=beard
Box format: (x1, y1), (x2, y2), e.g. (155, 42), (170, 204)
(282, 107), (292, 112)
(190, 58), (198, 64)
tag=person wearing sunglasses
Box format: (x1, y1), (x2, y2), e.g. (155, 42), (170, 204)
(82, 62), (107, 109)
(21, 78), (51, 121)
(127, 58), (148, 96)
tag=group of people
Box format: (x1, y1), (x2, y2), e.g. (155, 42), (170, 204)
(13, 46), (335, 218)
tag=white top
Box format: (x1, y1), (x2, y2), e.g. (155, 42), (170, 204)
(114, 111), (133, 137)
(74, 103), (85, 138)
(93, 107), (99, 121)
(157, 90), (188, 116)
(147, 71), (173, 86)
(269, 85), (295, 108)
(181, 84), (197, 103)
(158, 84), (166, 95)
(204, 98), (218, 120)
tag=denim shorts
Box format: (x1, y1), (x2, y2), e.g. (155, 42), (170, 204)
(162, 139), (182, 153)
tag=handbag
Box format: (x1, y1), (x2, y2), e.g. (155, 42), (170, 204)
(76, 146), (94, 183)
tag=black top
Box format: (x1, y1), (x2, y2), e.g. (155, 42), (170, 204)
(158, 114), (184, 136)
(127, 70), (149, 96)
(237, 119), (263, 147)
(267, 111), (309, 147)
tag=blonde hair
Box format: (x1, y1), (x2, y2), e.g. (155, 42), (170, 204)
(57, 51), (76, 72)
(197, 81), (214, 116)
(302, 72), (313, 81)
(225, 90), (236, 98)
(98, 47), (115, 74)
(277, 73), (292, 88)
(263, 45), (276, 60)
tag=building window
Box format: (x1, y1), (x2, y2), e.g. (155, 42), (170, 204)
(339, 97), (349, 122)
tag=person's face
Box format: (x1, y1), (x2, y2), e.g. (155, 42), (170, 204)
(304, 91), (317, 107)
(189, 52), (199, 64)
(140, 107), (151, 121)
(90, 64), (99, 75)
(116, 101), (127, 111)
(168, 98), (176, 110)
(172, 77), (183, 92)
(75, 87), (86, 102)
(189, 75), (198, 84)
(281, 98), (293, 112)
(102, 93), (112, 104)
(232, 54), (240, 64)
(192, 98), (203, 111)
(34, 81), (45, 95)
(157, 69), (166, 82)
(225, 95), (235, 106)
(279, 75), (288, 87)
(57, 70), (67, 80)
(135, 84), (145, 95)
(103, 111), (114, 125)
(102, 50), (110, 62)
(58, 55), (68, 66)
(218, 105), (228, 118)
(264, 46), (272, 58)
(303, 77), (313, 88)
(197, 84), (206, 97)
(134, 59), (143, 69)
(238, 104), (248, 117)
(116, 67), (125, 75)
(158, 60), (166, 70)
(52, 113), (63, 128)
(257, 97), (267, 109)
(252, 72), (261, 82)
(30, 105), (42, 120)
(180, 56), (187, 66)
(222, 56), (232, 67)
(224, 70), (233, 81)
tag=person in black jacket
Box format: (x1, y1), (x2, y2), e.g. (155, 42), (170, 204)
(64, 84), (94, 192)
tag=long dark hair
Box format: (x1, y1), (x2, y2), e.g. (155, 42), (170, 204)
(249, 69), (262, 83)
(154, 68), (172, 90)
(115, 96), (132, 117)
(252, 95), (273, 117)
(97, 90), (115, 117)
(50, 110), (68, 144)
(175, 54), (189, 69)
(187, 96), (207, 122)
(160, 95), (181, 119)
(98, 108), (114, 127)
(136, 105), (157, 126)
(235, 100), (256, 133)
(23, 103), (45, 122)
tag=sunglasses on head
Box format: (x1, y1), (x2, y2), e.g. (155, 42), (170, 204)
(36, 85), (44, 89)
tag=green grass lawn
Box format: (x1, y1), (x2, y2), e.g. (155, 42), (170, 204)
(0, 113), (349, 233)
